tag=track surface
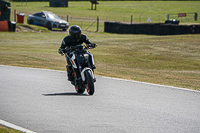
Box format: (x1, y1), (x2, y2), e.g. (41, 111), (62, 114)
(0, 65), (200, 133)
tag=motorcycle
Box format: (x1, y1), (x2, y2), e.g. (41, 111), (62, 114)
(61, 44), (96, 95)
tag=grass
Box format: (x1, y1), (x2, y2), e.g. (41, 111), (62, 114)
(0, 125), (24, 133)
(93, 33), (200, 90)
(0, 31), (200, 90)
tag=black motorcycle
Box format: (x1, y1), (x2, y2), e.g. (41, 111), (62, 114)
(62, 44), (96, 95)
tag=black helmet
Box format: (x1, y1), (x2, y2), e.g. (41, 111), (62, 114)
(69, 25), (81, 40)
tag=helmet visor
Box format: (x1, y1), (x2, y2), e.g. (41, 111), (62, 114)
(71, 31), (81, 39)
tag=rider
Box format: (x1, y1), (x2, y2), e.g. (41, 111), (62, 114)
(58, 25), (97, 81)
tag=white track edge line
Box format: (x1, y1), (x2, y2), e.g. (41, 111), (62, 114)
(1, 65), (199, 93)
(101, 76), (200, 93)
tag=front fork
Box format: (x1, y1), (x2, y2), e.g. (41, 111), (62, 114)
(81, 67), (95, 82)
(87, 51), (95, 67)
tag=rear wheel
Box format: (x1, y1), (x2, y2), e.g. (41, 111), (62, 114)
(85, 70), (95, 95)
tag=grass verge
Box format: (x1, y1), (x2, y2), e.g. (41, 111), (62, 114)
(0, 125), (24, 133)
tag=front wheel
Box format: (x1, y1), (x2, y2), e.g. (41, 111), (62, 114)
(47, 22), (52, 30)
(85, 70), (95, 95)
(75, 86), (85, 94)
(28, 19), (33, 24)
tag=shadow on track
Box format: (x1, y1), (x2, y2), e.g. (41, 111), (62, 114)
(42, 92), (88, 96)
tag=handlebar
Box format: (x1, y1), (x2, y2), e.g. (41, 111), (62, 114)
(71, 44), (95, 50)
(62, 44), (96, 54)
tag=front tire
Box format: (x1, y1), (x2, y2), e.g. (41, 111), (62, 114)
(28, 19), (33, 24)
(75, 86), (85, 94)
(85, 70), (95, 95)
(47, 22), (52, 30)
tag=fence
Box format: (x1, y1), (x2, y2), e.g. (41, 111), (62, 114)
(10, 10), (103, 32)
(60, 15), (101, 32)
(167, 12), (198, 22)
(10, 9), (200, 33)
(58, 13), (200, 33)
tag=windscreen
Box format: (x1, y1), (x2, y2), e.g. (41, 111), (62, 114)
(47, 13), (60, 19)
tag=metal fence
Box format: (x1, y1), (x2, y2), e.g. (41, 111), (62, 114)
(10, 9), (200, 32)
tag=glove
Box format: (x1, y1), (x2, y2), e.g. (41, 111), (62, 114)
(90, 43), (97, 48)
(58, 48), (64, 54)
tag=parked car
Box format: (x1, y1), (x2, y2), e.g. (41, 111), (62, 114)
(27, 11), (69, 31)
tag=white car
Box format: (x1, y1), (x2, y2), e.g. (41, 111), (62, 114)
(27, 11), (69, 31)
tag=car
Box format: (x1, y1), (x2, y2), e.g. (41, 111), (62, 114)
(27, 11), (69, 31)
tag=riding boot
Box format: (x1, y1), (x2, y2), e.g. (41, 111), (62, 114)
(92, 65), (96, 70)
(66, 65), (73, 81)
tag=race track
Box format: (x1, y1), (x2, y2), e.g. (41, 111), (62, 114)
(0, 65), (200, 133)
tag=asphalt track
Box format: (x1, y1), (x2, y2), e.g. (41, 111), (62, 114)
(0, 65), (200, 133)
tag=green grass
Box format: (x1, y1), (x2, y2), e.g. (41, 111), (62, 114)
(0, 125), (24, 133)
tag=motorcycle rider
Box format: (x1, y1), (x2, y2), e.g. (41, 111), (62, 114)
(58, 25), (97, 81)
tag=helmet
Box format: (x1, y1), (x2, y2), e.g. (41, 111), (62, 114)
(69, 25), (81, 40)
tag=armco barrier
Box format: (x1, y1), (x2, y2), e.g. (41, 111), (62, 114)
(104, 22), (200, 35)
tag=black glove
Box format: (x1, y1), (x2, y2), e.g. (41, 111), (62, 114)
(90, 43), (97, 48)
(58, 48), (64, 54)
